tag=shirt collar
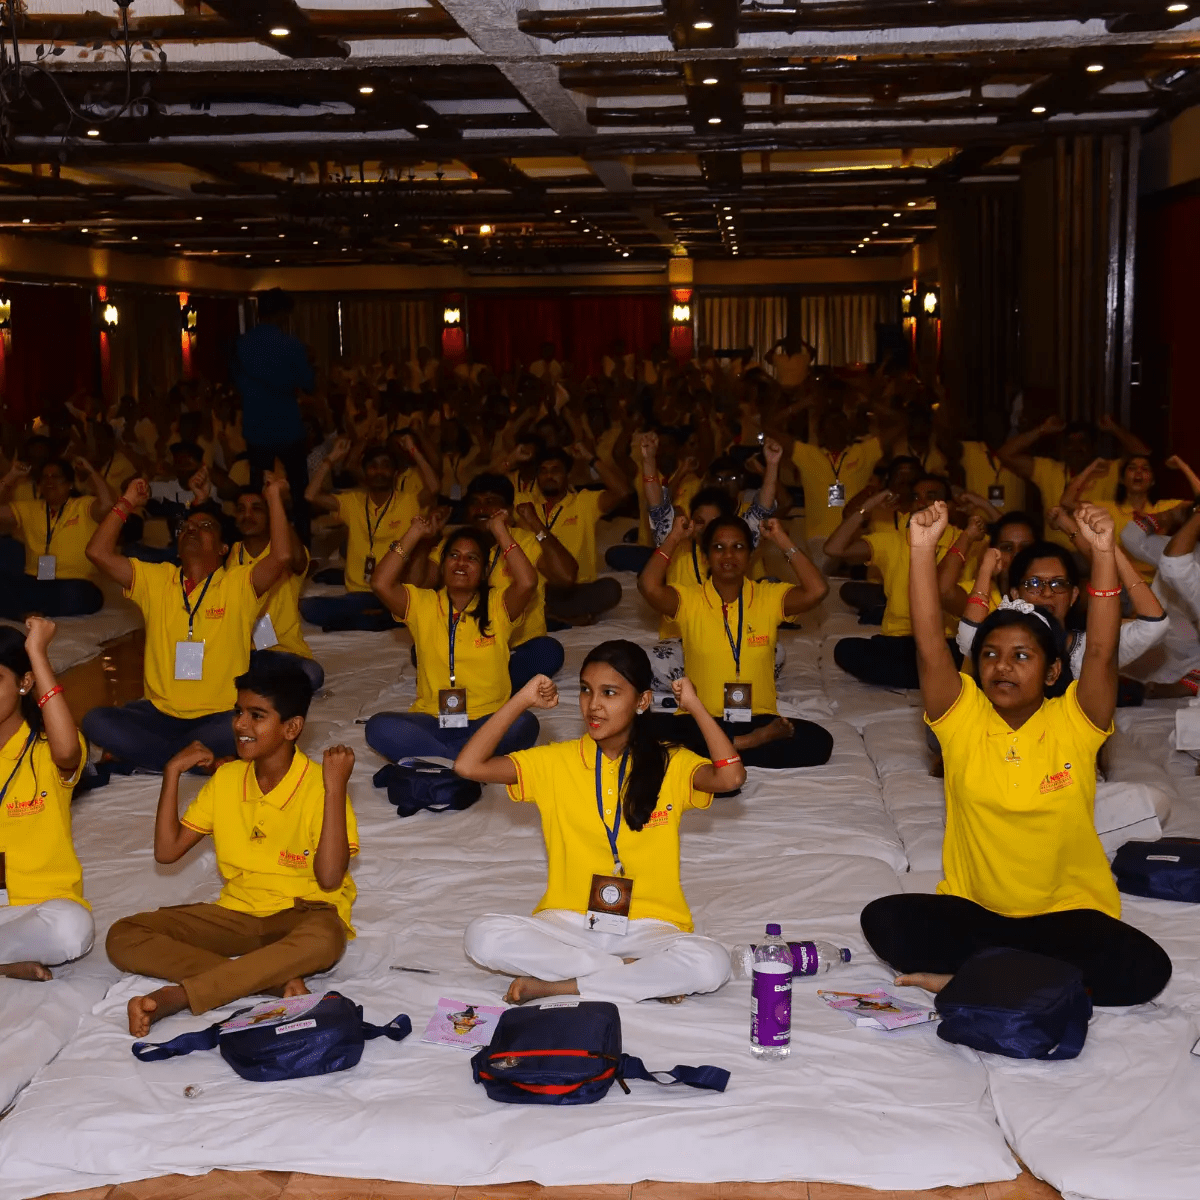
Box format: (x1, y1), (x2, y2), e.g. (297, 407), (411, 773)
(245, 749), (309, 809)
(0, 722), (33, 761)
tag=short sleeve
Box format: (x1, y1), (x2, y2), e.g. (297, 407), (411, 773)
(1030, 458), (1063, 504)
(229, 561), (261, 616)
(399, 582), (425, 629)
(1062, 681), (1113, 743)
(863, 530), (888, 570)
(181, 777), (217, 834)
(791, 440), (818, 473)
(9, 500), (35, 543)
(334, 492), (354, 525)
(672, 582), (703, 629)
(580, 489), (604, 522)
(505, 744), (552, 804)
(927, 672), (977, 732)
(670, 746), (713, 812)
(307, 787), (360, 857)
(761, 579), (793, 626)
(126, 559), (174, 608)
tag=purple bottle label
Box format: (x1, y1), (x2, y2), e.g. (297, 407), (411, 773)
(791, 941), (817, 976)
(750, 962), (792, 1047)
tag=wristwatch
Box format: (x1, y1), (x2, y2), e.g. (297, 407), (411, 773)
(535, 530), (548, 543)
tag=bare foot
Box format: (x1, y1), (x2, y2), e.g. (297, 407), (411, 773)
(736, 716), (793, 751)
(0, 960), (52, 981)
(281, 977), (310, 998)
(656, 994), (686, 1004)
(503, 976), (580, 1005)
(895, 972), (953, 994)
(127, 983), (189, 1036)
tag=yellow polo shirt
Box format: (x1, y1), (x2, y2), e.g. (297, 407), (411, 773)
(506, 736), (711, 931)
(127, 560), (261, 720)
(961, 441), (1026, 513)
(181, 750), (359, 934)
(401, 583), (516, 718)
(10, 497), (98, 581)
(230, 541), (313, 660)
(864, 525), (958, 638)
(931, 676), (1117, 919)
(673, 578), (793, 716)
(660, 540), (708, 639)
(0, 725), (88, 908)
(1030, 457), (1119, 549)
(1100, 500), (1187, 581)
(792, 437), (883, 540)
(334, 488), (421, 593)
(541, 490), (605, 583)
(431, 527), (546, 645)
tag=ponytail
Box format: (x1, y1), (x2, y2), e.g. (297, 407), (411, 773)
(581, 640), (670, 832)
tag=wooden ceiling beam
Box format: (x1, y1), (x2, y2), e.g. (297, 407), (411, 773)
(198, 1), (349, 60)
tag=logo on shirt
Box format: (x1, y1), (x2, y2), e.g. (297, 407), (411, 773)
(5, 793), (45, 818)
(563, 516), (578, 526)
(278, 848), (310, 869)
(474, 635), (496, 648)
(747, 633), (769, 647)
(63, 515), (80, 529)
(1039, 766), (1075, 794)
(204, 605), (226, 620)
(648, 808), (670, 827)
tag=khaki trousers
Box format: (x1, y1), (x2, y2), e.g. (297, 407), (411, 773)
(106, 900), (346, 1015)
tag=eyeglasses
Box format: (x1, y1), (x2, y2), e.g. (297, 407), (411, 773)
(1019, 576), (1072, 596)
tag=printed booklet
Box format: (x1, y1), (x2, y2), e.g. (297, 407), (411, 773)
(420, 996), (506, 1050)
(818, 989), (938, 1031)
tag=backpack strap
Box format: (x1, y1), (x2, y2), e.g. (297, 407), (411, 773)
(361, 1013), (413, 1043)
(132, 1022), (221, 1063)
(618, 1054), (729, 1093)
(1043, 1013), (1088, 1060)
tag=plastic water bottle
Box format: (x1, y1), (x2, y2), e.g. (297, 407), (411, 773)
(750, 924), (793, 1060)
(732, 939), (851, 981)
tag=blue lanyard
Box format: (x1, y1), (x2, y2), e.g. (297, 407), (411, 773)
(365, 491), (393, 553)
(447, 602), (463, 687)
(690, 542), (703, 584)
(180, 569), (216, 641)
(594, 745), (630, 875)
(542, 500), (563, 531)
(721, 588), (744, 677)
(0, 730), (36, 808)
(43, 502), (67, 555)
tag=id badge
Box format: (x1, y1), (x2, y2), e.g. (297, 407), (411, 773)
(252, 613), (279, 651)
(363, 555), (376, 582)
(988, 484), (1005, 506)
(586, 873), (632, 936)
(37, 554), (57, 581)
(174, 640), (205, 681)
(827, 482), (846, 508)
(724, 681), (753, 723)
(0, 851), (8, 906)
(438, 687), (469, 729)
(449, 484), (462, 501)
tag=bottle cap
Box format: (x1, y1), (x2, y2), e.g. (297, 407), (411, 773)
(765, 923), (781, 936)
(840, 948), (852, 963)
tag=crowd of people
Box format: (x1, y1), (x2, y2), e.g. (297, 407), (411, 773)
(2, 285), (1191, 1032)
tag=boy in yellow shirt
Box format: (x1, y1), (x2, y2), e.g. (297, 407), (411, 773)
(107, 656), (358, 1035)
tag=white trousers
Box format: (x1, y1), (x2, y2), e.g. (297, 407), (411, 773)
(464, 909), (730, 1004)
(0, 899), (95, 966)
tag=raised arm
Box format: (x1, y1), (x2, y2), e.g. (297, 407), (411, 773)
(1164, 504), (1200, 560)
(75, 457), (116, 523)
(399, 432), (440, 506)
(486, 512), (537, 622)
(85, 477), (147, 591)
(822, 488), (894, 563)
(154, 743), (211, 864)
(249, 475), (293, 599)
(304, 437), (350, 515)
(909, 501), (963, 721)
(454, 674), (559, 784)
(757, 437), (783, 514)
(512, 501), (577, 586)
(759, 517), (828, 615)
(937, 512), (988, 618)
(1073, 503), (1120, 730)
(571, 440), (630, 515)
(23, 618), (80, 774)
(674, 677), (746, 794)
(1097, 413), (1150, 459)
(1166, 455), (1200, 499)
(637, 511), (688, 618)
(998, 415), (1064, 481)
(369, 512), (433, 620)
(1059, 458), (1109, 510)
(0, 459), (29, 528)
(313, 745), (353, 892)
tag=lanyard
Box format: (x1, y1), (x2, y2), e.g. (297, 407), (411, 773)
(180, 569), (216, 641)
(0, 730), (36, 809)
(542, 500), (563, 531)
(447, 602), (464, 687)
(364, 491), (393, 553)
(720, 587), (744, 677)
(43, 501), (67, 555)
(486, 546), (500, 581)
(690, 542), (703, 584)
(985, 449), (1003, 481)
(594, 745), (630, 875)
(827, 449), (849, 480)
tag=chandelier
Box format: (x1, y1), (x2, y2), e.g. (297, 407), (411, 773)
(0, 0), (166, 152)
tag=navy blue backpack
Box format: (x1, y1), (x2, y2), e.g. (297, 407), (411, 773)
(374, 760), (482, 817)
(470, 1000), (730, 1104)
(132, 991), (411, 1082)
(934, 948), (1092, 1061)
(1112, 838), (1200, 904)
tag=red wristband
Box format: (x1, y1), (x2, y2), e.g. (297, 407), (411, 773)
(37, 685), (63, 709)
(712, 755), (742, 768)
(947, 545), (967, 562)
(502, 541), (517, 557)
(111, 501), (132, 522)
(1087, 585), (1122, 598)
(642, 475), (659, 483)
(966, 592), (990, 607)
(654, 548), (672, 563)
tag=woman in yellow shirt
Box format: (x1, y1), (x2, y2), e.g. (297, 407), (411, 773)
(639, 513), (833, 768)
(365, 512), (541, 762)
(0, 618), (94, 981)
(860, 501), (1171, 1007)
(456, 640), (744, 1005)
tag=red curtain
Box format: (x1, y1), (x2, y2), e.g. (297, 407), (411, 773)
(1, 284), (94, 424)
(466, 292), (664, 377)
(193, 296), (243, 384)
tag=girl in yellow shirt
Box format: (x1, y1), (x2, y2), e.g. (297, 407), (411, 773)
(861, 501), (1171, 1008)
(456, 641), (745, 1005)
(0, 618), (93, 981)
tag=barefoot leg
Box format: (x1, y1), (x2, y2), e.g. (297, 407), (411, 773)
(895, 972), (953, 995)
(281, 978), (310, 998)
(503, 976), (580, 1005)
(0, 961), (52, 982)
(127, 983), (189, 1037)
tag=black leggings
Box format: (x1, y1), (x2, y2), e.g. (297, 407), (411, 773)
(834, 634), (962, 690)
(647, 711), (834, 769)
(861, 892), (1172, 1007)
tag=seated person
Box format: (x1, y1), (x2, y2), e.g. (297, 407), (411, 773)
(534, 448), (628, 626)
(937, 511), (1039, 618)
(107, 657), (358, 1034)
(605, 427), (693, 575)
(826, 475), (959, 690)
(0, 457), (113, 620)
(81, 476), (292, 774)
(0, 618), (95, 981)
(147, 443), (234, 542)
(639, 513), (834, 769)
(300, 441), (429, 631)
(364, 512), (541, 763)
(456, 642), (743, 1004)
(861, 501), (1171, 1007)
(224, 483), (324, 693)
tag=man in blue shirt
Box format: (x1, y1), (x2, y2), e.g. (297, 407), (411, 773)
(233, 288), (315, 543)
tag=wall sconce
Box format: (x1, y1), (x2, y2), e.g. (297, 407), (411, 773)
(921, 286), (940, 318)
(0, 294), (10, 330)
(900, 290), (915, 317)
(181, 302), (198, 332)
(671, 303), (692, 324)
(442, 305), (462, 326)
(478, 224), (494, 236)
(102, 303), (119, 328)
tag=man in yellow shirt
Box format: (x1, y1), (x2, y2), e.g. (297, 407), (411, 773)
(81, 475), (293, 775)
(107, 656), (358, 1033)
(0, 457), (114, 620)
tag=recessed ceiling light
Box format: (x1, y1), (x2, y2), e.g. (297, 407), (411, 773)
(245, 253), (251, 258)
(1167, 3), (1188, 11)
(313, 240), (318, 245)
(882, 222), (889, 227)
(872, 229), (879, 234)
(21, 217), (30, 224)
(479, 223), (494, 235)
(415, 123), (429, 130)
(570, 218), (578, 223)
(174, 242), (181, 247)
(707, 116), (722, 125)
(1086, 63), (1104, 73)
(702, 76), (719, 86)
(269, 27), (289, 37)
(275, 258), (280, 263)
(907, 201), (917, 207)
(622, 251), (630, 257)
(278, 233), (285, 238)
(195, 215), (203, 221)
(80, 227), (89, 233)
(359, 85), (375, 95)
(131, 235), (138, 241)
(693, 20), (713, 30)
(86, 129), (100, 137)
(553, 208), (562, 214)
(1031, 105), (1047, 114)
(240, 225), (248, 230)
(363, 212), (369, 217)
(893, 211), (901, 217)
(723, 205), (731, 211)
(850, 249), (857, 254)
